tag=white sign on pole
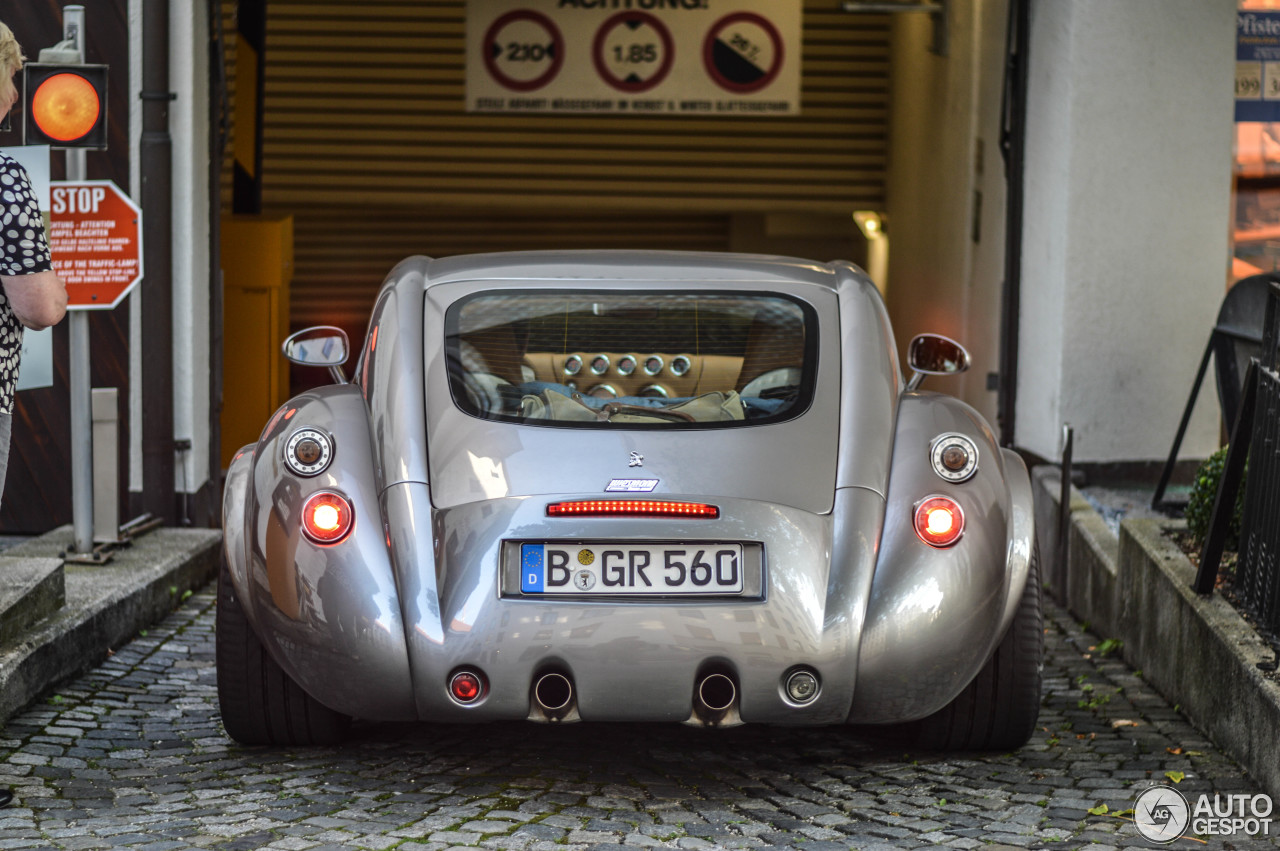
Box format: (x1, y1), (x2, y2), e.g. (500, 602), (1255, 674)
(0, 145), (55, 391)
(466, 0), (801, 116)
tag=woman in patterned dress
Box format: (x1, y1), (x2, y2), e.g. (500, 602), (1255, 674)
(0, 19), (69, 496)
(0, 19), (68, 810)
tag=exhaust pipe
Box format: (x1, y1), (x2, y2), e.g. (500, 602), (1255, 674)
(697, 673), (736, 712)
(689, 672), (741, 726)
(529, 671), (578, 722)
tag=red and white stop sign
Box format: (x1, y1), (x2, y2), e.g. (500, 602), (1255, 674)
(48, 180), (143, 310)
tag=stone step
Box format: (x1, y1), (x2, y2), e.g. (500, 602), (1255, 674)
(0, 556), (65, 645)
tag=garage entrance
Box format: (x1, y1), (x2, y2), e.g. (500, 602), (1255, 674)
(217, 0), (892, 359)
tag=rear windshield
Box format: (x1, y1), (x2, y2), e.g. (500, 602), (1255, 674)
(444, 291), (816, 427)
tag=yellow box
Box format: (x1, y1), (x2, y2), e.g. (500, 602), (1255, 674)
(220, 215), (294, 469)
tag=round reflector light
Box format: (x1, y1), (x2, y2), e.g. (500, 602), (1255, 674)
(284, 427), (333, 476)
(914, 496), (964, 547)
(930, 432), (979, 482)
(31, 73), (101, 142)
(301, 491), (353, 544)
(784, 669), (820, 704)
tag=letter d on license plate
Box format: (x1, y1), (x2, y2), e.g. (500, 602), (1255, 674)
(521, 543), (744, 596)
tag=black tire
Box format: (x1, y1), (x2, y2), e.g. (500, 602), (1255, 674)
(216, 556), (351, 745)
(909, 543), (1044, 751)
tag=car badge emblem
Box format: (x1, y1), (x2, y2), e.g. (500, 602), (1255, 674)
(606, 478), (659, 493)
(629, 451), (644, 467)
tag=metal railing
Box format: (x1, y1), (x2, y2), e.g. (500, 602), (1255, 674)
(1196, 281), (1280, 633)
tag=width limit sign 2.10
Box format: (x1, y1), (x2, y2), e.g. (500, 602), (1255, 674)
(466, 0), (801, 115)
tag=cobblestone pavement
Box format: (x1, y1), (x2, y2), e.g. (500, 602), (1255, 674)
(1, 588), (1278, 851)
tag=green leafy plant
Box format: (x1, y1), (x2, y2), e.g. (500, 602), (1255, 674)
(1095, 637), (1122, 657)
(1185, 445), (1246, 549)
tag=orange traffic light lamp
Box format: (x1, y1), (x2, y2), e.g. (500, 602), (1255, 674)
(23, 63), (108, 149)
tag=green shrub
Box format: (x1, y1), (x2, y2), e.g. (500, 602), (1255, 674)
(1185, 446), (1246, 549)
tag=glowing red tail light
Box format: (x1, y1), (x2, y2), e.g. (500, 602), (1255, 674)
(546, 500), (719, 518)
(914, 496), (964, 547)
(449, 670), (486, 704)
(301, 491), (353, 544)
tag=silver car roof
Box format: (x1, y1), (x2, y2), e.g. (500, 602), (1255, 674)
(412, 250), (848, 290)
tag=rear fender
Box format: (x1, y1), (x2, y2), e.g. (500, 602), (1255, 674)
(848, 392), (1034, 723)
(228, 384), (415, 720)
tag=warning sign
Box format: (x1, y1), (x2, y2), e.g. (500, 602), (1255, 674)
(48, 180), (143, 310)
(466, 0), (801, 115)
(704, 12), (784, 94)
(482, 10), (565, 92)
(593, 12), (674, 94)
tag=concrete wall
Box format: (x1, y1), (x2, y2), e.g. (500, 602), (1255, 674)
(885, 1), (984, 412)
(128, 0), (212, 504)
(1017, 0), (1235, 463)
(885, 0), (1011, 428)
(169, 1), (212, 504)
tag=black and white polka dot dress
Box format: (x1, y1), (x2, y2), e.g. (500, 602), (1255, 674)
(0, 153), (50, 415)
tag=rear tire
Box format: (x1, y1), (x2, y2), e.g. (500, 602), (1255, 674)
(909, 543), (1044, 751)
(216, 556), (351, 745)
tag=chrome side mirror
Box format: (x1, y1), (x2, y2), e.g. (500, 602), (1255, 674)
(282, 326), (350, 384)
(907, 333), (970, 391)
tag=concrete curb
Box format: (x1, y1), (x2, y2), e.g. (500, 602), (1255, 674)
(0, 557), (64, 645)
(0, 525), (222, 727)
(1032, 466), (1280, 800)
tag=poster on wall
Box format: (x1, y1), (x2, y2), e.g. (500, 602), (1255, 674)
(0, 145), (54, 392)
(465, 0), (801, 116)
(1236, 10), (1280, 122)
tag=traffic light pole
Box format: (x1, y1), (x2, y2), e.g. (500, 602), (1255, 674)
(57, 6), (97, 558)
(68, 187), (94, 556)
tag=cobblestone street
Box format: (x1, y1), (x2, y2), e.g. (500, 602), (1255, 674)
(0, 587), (1277, 850)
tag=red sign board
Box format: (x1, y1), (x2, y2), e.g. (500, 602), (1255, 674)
(48, 180), (143, 310)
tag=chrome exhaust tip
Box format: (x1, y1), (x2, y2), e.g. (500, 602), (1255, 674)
(686, 671), (741, 727)
(529, 671), (579, 722)
(534, 672), (573, 712)
(697, 673), (737, 712)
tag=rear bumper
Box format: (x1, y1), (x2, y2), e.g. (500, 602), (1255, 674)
(386, 486), (883, 725)
(223, 447), (1031, 727)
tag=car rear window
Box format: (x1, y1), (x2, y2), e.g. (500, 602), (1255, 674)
(444, 291), (816, 427)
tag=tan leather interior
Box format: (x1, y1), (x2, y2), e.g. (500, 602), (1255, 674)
(524, 352), (744, 399)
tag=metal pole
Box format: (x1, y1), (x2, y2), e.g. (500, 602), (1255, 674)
(70, 311), (92, 553)
(62, 6), (95, 556)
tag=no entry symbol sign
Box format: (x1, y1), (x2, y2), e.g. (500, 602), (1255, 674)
(592, 11), (674, 94)
(703, 12), (784, 94)
(483, 9), (565, 92)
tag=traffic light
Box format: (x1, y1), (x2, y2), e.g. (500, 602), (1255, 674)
(23, 63), (108, 149)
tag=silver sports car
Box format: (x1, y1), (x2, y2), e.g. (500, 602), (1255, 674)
(218, 251), (1040, 749)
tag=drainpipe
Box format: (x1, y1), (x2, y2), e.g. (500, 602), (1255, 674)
(209, 0), (228, 527)
(140, 0), (175, 523)
(997, 0), (1030, 449)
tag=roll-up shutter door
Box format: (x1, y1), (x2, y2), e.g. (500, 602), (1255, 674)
(220, 0), (890, 333)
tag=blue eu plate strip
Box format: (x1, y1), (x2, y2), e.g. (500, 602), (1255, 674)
(521, 544), (544, 593)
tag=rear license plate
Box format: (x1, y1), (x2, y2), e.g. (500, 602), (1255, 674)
(520, 543), (745, 595)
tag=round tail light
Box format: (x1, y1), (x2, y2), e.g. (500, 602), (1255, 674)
(914, 496), (964, 547)
(449, 670), (486, 704)
(301, 491), (353, 544)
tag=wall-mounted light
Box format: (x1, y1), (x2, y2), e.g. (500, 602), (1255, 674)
(853, 210), (884, 241)
(853, 211), (889, 296)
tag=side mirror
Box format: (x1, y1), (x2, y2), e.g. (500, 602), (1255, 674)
(282, 326), (350, 384)
(907, 333), (970, 391)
